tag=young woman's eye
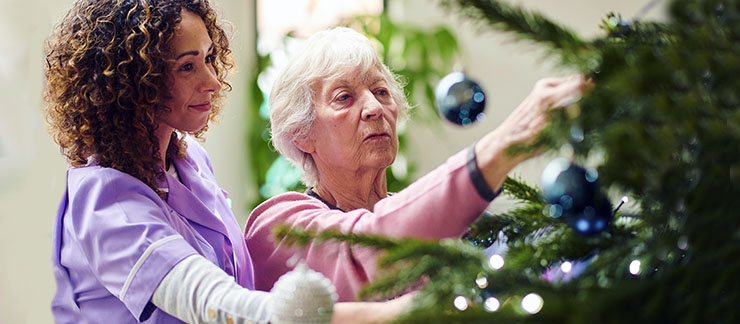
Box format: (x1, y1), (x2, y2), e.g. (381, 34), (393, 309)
(205, 54), (216, 64)
(179, 63), (193, 72)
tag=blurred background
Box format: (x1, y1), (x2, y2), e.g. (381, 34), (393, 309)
(0, 0), (663, 322)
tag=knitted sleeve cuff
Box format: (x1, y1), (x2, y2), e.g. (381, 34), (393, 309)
(466, 143), (502, 201)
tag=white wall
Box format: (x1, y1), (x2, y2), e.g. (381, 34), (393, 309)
(0, 1), (76, 322)
(0, 0), (664, 322)
(0, 0), (254, 322)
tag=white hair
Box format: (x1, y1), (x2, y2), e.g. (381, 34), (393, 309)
(269, 27), (409, 187)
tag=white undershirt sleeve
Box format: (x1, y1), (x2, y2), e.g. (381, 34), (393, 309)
(152, 254), (272, 324)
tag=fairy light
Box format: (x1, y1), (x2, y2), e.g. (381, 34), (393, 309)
(560, 261), (573, 273)
(489, 254), (505, 270)
(677, 235), (689, 250)
(475, 276), (488, 289)
(629, 259), (641, 275)
(613, 196), (629, 214)
(484, 297), (500, 312)
(521, 293), (544, 314)
(453, 296), (469, 311)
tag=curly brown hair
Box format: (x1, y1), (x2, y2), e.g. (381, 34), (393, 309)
(44, 0), (234, 196)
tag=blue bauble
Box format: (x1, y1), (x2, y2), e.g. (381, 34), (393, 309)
(541, 158), (612, 236)
(563, 194), (612, 236)
(541, 158), (598, 213)
(435, 72), (486, 126)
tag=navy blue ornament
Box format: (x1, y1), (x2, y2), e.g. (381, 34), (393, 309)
(563, 194), (612, 236)
(542, 158), (598, 212)
(541, 158), (612, 236)
(435, 72), (486, 126)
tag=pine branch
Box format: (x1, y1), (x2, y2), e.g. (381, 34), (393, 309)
(273, 224), (401, 250)
(502, 176), (545, 204)
(358, 255), (436, 300)
(598, 13), (672, 41)
(440, 0), (593, 69)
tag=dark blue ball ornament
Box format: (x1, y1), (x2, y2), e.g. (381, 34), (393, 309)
(541, 158), (612, 236)
(435, 72), (486, 126)
(563, 194), (612, 236)
(541, 158), (598, 213)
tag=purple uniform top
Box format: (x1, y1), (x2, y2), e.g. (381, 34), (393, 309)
(51, 136), (254, 323)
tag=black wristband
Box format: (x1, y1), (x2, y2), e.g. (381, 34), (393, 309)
(466, 144), (502, 201)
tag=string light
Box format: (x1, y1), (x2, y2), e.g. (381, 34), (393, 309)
(484, 297), (500, 312)
(677, 235), (689, 250)
(613, 196), (629, 214)
(453, 296), (469, 311)
(489, 254), (505, 270)
(521, 293), (544, 314)
(629, 259), (641, 275)
(475, 276), (488, 289)
(560, 261), (573, 273)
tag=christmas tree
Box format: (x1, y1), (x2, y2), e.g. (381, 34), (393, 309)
(277, 0), (740, 322)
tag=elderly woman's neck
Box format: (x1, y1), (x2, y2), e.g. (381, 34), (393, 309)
(313, 170), (388, 211)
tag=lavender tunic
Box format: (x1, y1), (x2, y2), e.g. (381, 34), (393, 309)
(51, 137), (254, 323)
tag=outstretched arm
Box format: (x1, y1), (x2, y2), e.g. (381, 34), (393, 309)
(152, 255), (272, 324)
(475, 74), (587, 192)
(152, 255), (411, 324)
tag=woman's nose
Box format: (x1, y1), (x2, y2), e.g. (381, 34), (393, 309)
(361, 91), (382, 120)
(201, 65), (220, 93)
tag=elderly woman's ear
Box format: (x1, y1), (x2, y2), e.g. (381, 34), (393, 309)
(293, 137), (315, 154)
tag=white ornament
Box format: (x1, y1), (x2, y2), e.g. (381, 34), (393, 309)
(269, 262), (337, 324)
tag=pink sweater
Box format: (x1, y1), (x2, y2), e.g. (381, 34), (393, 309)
(244, 148), (493, 301)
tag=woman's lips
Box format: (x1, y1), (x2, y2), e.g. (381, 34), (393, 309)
(189, 102), (212, 112)
(364, 132), (390, 141)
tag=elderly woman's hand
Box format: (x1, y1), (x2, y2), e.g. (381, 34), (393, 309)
(331, 293), (414, 324)
(473, 74), (589, 192)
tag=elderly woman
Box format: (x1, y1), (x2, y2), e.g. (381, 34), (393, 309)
(245, 27), (586, 301)
(46, 1), (409, 323)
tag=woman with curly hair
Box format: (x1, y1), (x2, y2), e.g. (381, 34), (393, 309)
(45, 0), (409, 323)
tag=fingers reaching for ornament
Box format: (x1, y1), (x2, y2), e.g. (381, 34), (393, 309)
(532, 74), (588, 110)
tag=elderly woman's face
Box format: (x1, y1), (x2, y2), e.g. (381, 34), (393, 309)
(300, 67), (399, 175)
(158, 10), (220, 133)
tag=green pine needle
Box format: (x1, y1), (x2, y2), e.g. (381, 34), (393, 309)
(502, 176), (545, 204)
(440, 0), (595, 70)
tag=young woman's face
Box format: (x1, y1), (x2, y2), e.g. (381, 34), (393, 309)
(158, 9), (220, 134)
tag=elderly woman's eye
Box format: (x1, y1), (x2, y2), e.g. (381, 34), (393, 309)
(375, 88), (389, 96)
(337, 94), (351, 102)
